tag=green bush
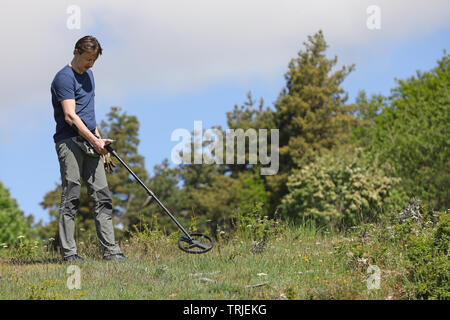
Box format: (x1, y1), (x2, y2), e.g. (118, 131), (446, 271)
(232, 202), (282, 252)
(405, 209), (449, 300)
(0, 181), (31, 246)
(280, 147), (402, 229)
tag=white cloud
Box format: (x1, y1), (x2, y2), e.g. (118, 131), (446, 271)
(0, 0), (448, 116)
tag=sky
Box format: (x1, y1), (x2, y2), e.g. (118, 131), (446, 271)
(0, 0), (449, 225)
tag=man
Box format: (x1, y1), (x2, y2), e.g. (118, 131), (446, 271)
(51, 35), (126, 262)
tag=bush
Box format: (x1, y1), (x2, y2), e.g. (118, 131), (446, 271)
(280, 147), (402, 229)
(0, 181), (31, 246)
(405, 209), (449, 299)
(231, 202), (282, 253)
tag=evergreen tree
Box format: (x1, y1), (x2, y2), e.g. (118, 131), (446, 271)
(99, 106), (149, 232)
(267, 30), (359, 213)
(225, 91), (276, 177)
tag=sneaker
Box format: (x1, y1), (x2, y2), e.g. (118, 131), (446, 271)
(63, 254), (84, 262)
(104, 253), (128, 261)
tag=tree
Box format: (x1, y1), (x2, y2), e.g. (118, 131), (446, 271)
(225, 91), (276, 177)
(99, 106), (149, 232)
(268, 30), (359, 213)
(367, 52), (450, 210)
(274, 30), (357, 170)
(0, 181), (31, 246)
(351, 90), (388, 144)
(183, 168), (268, 234)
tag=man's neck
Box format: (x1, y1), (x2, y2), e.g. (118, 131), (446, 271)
(69, 60), (84, 75)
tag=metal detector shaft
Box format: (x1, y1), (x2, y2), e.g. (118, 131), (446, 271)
(105, 144), (193, 241)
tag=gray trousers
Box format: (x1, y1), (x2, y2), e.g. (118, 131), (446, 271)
(56, 137), (121, 258)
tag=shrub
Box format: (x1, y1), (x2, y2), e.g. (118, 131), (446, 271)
(280, 147), (402, 229)
(0, 181), (31, 246)
(232, 202), (282, 252)
(405, 209), (449, 299)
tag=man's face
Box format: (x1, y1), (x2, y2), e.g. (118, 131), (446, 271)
(73, 50), (98, 73)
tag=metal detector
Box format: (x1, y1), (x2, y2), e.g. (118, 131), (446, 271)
(105, 143), (213, 254)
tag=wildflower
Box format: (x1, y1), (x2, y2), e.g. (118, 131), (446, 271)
(17, 235), (25, 239)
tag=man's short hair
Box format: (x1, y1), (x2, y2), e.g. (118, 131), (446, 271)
(74, 35), (103, 56)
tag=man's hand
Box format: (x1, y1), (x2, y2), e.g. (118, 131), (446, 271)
(92, 138), (114, 155)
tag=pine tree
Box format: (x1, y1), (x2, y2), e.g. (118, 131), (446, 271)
(267, 30), (358, 213)
(225, 91), (276, 177)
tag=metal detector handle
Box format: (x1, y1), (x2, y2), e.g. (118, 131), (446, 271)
(105, 142), (115, 153)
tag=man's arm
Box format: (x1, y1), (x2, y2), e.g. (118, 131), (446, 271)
(61, 99), (112, 155)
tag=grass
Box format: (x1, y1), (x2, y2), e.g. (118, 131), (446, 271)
(0, 221), (410, 300)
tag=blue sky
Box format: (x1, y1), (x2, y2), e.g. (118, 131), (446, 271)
(0, 0), (449, 225)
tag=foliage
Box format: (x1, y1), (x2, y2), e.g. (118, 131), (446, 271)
(335, 198), (449, 300)
(351, 90), (389, 145)
(185, 169), (269, 234)
(232, 202), (282, 251)
(266, 30), (361, 213)
(225, 91), (276, 177)
(0, 181), (31, 246)
(274, 30), (358, 170)
(280, 147), (403, 229)
(403, 208), (449, 300)
(367, 52), (450, 210)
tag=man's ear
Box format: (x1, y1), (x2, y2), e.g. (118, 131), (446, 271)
(73, 48), (80, 56)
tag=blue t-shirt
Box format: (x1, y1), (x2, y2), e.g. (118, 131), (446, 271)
(51, 65), (97, 143)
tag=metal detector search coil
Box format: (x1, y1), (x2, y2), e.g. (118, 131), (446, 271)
(105, 143), (213, 254)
